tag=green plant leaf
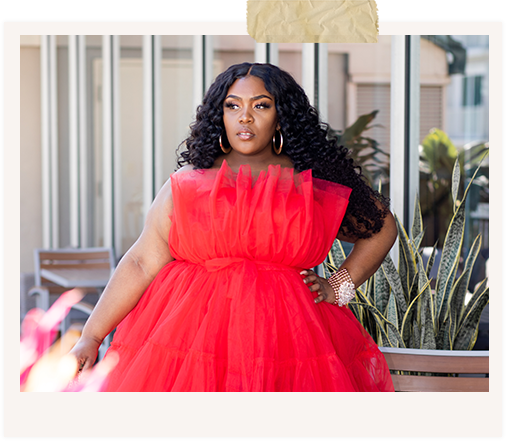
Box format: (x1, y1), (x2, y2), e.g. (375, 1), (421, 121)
(435, 158), (488, 330)
(386, 293), (400, 347)
(412, 230), (425, 254)
(412, 320), (421, 349)
(420, 289), (437, 350)
(408, 271), (419, 307)
(440, 267), (472, 334)
(373, 264), (390, 315)
(411, 194), (423, 244)
(418, 250), (436, 349)
(421, 128), (459, 174)
(394, 214), (416, 303)
(400, 284), (425, 347)
(328, 239), (347, 269)
(349, 301), (405, 349)
(347, 301), (361, 324)
(451, 157), (461, 213)
(459, 278), (488, 328)
(415, 251), (433, 318)
(354, 287), (374, 332)
(381, 254), (408, 318)
(436, 318), (450, 350)
(453, 287), (489, 350)
(425, 241), (439, 276)
(452, 235), (482, 327)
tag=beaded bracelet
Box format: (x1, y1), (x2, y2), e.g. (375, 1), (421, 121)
(328, 268), (356, 306)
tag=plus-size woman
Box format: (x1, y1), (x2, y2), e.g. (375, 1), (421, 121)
(70, 62), (396, 392)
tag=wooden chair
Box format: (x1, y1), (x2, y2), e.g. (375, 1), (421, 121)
(28, 248), (115, 310)
(379, 347), (489, 392)
(28, 247), (115, 359)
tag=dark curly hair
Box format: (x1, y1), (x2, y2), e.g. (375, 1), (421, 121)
(177, 62), (390, 239)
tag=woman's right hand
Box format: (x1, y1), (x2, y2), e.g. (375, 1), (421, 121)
(68, 336), (102, 374)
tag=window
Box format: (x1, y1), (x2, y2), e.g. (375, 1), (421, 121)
(463, 75), (483, 107)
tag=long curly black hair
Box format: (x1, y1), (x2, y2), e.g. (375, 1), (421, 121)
(177, 62), (390, 239)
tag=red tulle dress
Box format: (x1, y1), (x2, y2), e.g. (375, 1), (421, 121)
(103, 160), (394, 392)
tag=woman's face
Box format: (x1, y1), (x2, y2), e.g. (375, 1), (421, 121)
(222, 75), (279, 158)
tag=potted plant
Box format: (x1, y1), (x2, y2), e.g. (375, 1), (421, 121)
(324, 155), (489, 360)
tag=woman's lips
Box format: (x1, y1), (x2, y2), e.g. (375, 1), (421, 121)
(237, 131), (254, 140)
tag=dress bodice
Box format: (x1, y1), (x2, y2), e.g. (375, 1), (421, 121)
(168, 160), (352, 269)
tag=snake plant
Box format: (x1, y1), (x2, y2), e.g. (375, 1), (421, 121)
(325, 154), (489, 350)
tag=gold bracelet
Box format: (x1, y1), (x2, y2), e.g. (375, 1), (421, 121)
(328, 268), (356, 306)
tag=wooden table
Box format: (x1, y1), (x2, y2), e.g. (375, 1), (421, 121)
(40, 268), (111, 289)
(40, 267), (113, 357)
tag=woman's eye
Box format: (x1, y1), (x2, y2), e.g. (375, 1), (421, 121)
(255, 102), (270, 109)
(225, 102), (239, 109)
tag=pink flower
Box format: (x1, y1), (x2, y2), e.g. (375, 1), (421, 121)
(20, 289), (118, 392)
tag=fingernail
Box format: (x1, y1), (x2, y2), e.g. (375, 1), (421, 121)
(300, 270), (307, 275)
(303, 279), (308, 284)
(314, 299), (318, 303)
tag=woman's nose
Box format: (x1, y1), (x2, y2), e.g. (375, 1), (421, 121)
(239, 108), (253, 123)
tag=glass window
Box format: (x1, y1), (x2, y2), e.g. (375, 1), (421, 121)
(327, 37), (392, 198)
(212, 35), (255, 81)
(160, 36), (194, 181)
(278, 43), (303, 85)
(419, 35), (489, 286)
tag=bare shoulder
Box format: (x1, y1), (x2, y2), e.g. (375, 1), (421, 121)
(157, 165), (193, 196)
(174, 164), (195, 174)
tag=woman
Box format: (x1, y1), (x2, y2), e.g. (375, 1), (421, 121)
(70, 62), (397, 392)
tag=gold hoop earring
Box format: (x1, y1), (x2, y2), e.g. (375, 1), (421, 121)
(220, 134), (231, 154)
(272, 130), (283, 155)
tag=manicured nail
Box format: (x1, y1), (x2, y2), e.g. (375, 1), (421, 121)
(300, 270), (307, 275)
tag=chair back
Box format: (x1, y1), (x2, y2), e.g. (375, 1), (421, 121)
(34, 247), (115, 294)
(379, 347), (489, 392)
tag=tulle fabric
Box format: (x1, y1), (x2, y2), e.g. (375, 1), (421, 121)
(103, 160), (394, 392)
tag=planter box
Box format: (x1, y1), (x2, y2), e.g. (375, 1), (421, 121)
(379, 347), (489, 392)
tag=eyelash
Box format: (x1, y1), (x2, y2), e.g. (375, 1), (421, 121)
(225, 101), (271, 110)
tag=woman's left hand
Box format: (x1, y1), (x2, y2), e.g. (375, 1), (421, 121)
(300, 269), (335, 304)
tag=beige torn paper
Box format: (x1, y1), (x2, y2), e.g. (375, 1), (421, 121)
(247, 0), (379, 43)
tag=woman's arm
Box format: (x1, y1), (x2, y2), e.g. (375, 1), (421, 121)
(334, 206), (398, 288)
(303, 203), (398, 304)
(69, 173), (178, 370)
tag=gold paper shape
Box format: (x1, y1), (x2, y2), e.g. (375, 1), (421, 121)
(247, 0), (379, 43)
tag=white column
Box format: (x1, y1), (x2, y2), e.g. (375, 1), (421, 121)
(78, 35), (89, 247)
(204, 36), (214, 92)
(302, 44), (315, 106)
(193, 36), (214, 118)
(390, 36), (420, 263)
(192, 35), (204, 117)
(142, 35), (154, 221)
(408, 36), (420, 231)
(49, 35), (59, 248)
(317, 43), (328, 123)
(255, 43), (268, 63)
(254, 43), (278, 65)
(40, 36), (51, 248)
(390, 36), (406, 265)
(302, 44), (327, 119)
(142, 36), (162, 220)
(102, 35), (121, 257)
(112, 36), (122, 259)
(268, 43), (279, 66)
(69, 35), (79, 247)
(102, 36), (113, 251)
(153, 36), (163, 193)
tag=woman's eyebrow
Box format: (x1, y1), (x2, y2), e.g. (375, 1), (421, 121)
(225, 94), (273, 101)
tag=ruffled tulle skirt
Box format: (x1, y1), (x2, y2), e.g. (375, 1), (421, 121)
(103, 258), (394, 392)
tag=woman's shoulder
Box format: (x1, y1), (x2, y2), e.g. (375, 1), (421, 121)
(174, 164), (196, 174)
